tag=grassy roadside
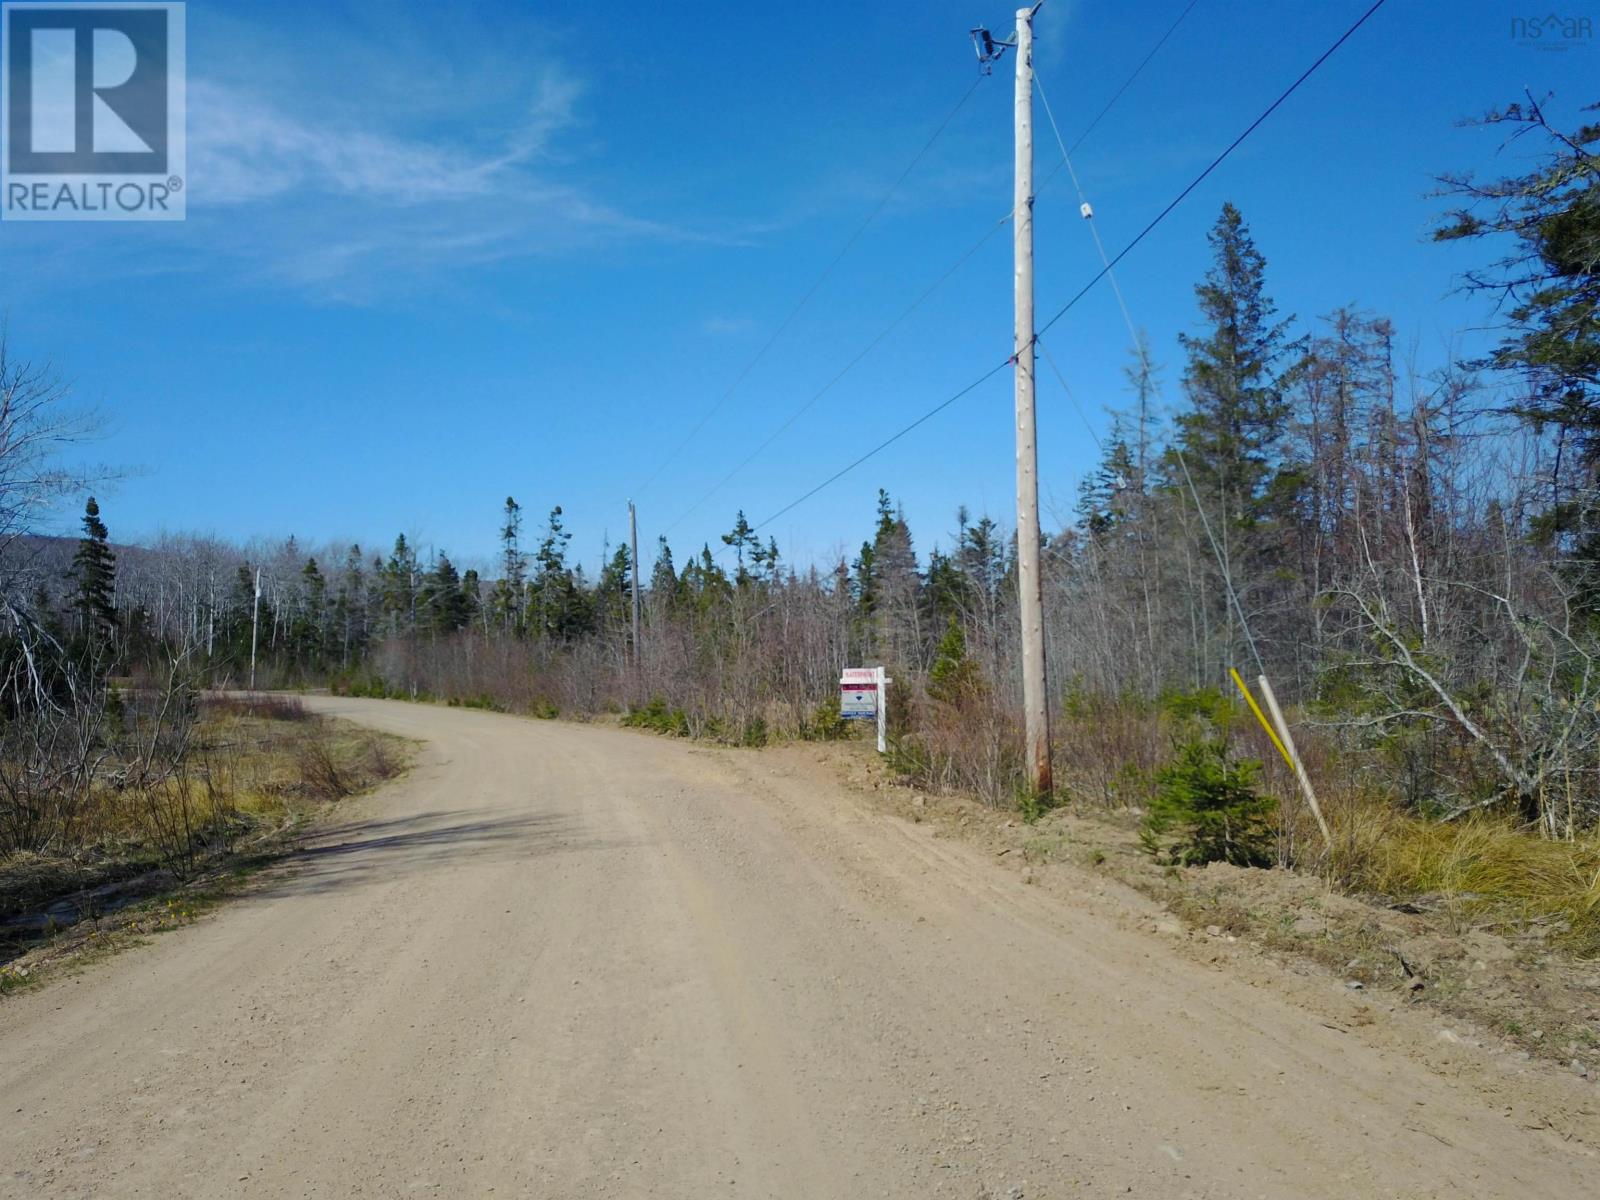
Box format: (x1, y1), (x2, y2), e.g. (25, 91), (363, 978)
(0, 695), (412, 995)
(811, 738), (1600, 1084)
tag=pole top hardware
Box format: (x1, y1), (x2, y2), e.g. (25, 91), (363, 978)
(968, 26), (1016, 74)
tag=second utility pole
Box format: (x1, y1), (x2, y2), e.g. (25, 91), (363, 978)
(628, 500), (642, 667)
(1012, 4), (1052, 798)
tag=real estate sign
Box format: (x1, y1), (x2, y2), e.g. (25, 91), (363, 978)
(839, 668), (878, 720)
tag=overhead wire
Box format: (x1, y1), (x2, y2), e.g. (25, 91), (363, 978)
(1035, 29), (1337, 676)
(753, 360), (1014, 531)
(671, 0), (1206, 542)
(1066, 0), (1201, 155)
(1034, 0), (1389, 343)
(663, 218), (1009, 537)
(632, 75), (985, 498)
(738, 0), (1390, 552)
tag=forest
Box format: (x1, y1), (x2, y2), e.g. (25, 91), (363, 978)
(2, 97), (1598, 938)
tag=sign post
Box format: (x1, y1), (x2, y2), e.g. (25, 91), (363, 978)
(875, 665), (889, 755)
(839, 667), (891, 755)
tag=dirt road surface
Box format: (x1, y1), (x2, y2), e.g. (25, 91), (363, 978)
(4, 698), (1596, 1198)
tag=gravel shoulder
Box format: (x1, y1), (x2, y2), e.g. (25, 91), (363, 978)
(3, 698), (1596, 1198)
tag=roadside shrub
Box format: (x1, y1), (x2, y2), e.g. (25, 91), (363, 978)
(1143, 738), (1274, 867)
(331, 675), (395, 700)
(296, 734), (351, 800)
(203, 693), (310, 722)
(623, 696), (690, 737)
(1055, 690), (1165, 809)
(446, 694), (505, 712)
(800, 696), (848, 741)
(891, 685), (1027, 808)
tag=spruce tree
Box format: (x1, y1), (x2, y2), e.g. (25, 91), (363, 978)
(70, 496), (117, 644)
(1166, 203), (1299, 676)
(495, 496), (527, 635)
(1170, 202), (1297, 527)
(423, 554), (470, 634)
(721, 510), (760, 586)
(1076, 436), (1138, 540)
(650, 537), (679, 603)
(1435, 100), (1600, 605)
(598, 543), (633, 627)
(335, 544), (367, 665)
(460, 569), (482, 629)
(382, 534), (419, 636)
(292, 557), (328, 668)
(530, 506), (583, 639)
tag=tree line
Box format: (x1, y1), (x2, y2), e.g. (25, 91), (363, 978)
(3, 94), (1596, 852)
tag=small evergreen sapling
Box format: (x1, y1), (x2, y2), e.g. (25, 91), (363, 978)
(1143, 739), (1275, 867)
(928, 615), (983, 705)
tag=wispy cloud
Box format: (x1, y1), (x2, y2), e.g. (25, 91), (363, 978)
(2, 11), (706, 305)
(177, 68), (702, 298)
(190, 73), (582, 206)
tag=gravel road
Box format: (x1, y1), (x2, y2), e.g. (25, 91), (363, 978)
(3, 697), (1595, 1197)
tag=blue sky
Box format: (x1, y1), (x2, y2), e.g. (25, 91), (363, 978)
(4, 0), (1596, 575)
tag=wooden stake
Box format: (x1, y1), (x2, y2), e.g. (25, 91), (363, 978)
(1257, 673), (1332, 850)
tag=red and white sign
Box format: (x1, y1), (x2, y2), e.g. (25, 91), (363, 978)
(840, 667), (880, 720)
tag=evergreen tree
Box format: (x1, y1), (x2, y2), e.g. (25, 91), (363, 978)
(650, 536), (679, 603)
(70, 496), (117, 644)
(1169, 202), (1298, 527)
(381, 534), (419, 636)
(221, 564), (265, 666)
(1435, 99), (1600, 605)
(494, 496), (527, 635)
(751, 536), (782, 583)
(852, 538), (877, 613)
(1165, 203), (1300, 677)
(335, 544), (368, 666)
(1076, 435), (1138, 540)
(721, 510), (760, 586)
(597, 543), (633, 627)
(680, 544), (732, 611)
(460, 569), (482, 629)
(290, 557), (328, 668)
(957, 511), (1006, 611)
(928, 614), (983, 704)
(925, 546), (967, 623)
(529, 506), (586, 639)
(422, 554), (470, 634)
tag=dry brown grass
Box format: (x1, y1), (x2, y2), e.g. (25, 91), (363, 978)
(2, 698), (410, 935)
(1328, 806), (1600, 955)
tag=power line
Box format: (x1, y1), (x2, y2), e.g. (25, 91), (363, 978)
(752, 360), (1013, 532)
(1038, 62), (1266, 676)
(666, 4), (1204, 536)
(1034, 72), (1142, 357)
(1035, 0), (1389, 342)
(633, 75), (985, 498)
(1036, 338), (1103, 453)
(1068, 0), (1202, 154)
(741, 0), (1389, 540)
(665, 218), (1009, 537)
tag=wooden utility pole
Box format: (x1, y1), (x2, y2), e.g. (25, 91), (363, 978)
(248, 567), (261, 692)
(1012, 4), (1052, 797)
(628, 500), (642, 666)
